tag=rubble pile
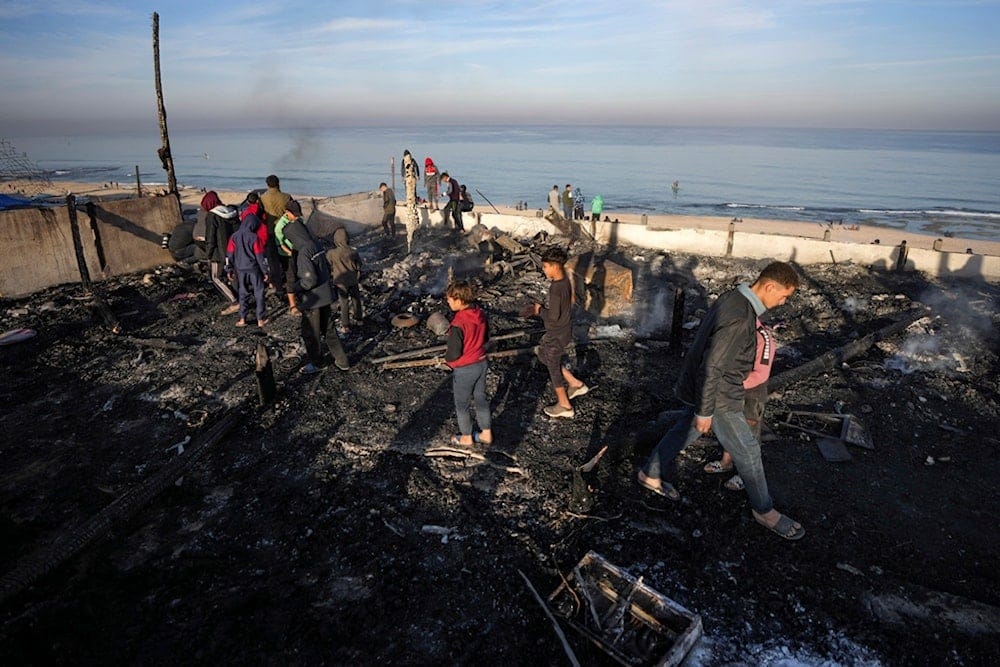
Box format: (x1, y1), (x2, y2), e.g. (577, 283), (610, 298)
(1, 223), (998, 664)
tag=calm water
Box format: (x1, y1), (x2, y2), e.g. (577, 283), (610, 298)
(10, 125), (1000, 240)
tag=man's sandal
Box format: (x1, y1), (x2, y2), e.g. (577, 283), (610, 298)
(755, 513), (806, 541)
(703, 460), (734, 474)
(636, 472), (680, 501)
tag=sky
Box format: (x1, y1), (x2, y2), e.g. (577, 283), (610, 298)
(1, 0), (999, 134)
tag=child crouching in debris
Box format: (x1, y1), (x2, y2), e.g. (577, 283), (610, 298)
(281, 207), (350, 374)
(225, 212), (270, 328)
(445, 280), (493, 446)
(326, 227), (363, 335)
(521, 246), (588, 419)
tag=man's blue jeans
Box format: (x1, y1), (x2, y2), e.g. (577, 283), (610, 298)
(642, 406), (701, 482)
(712, 410), (774, 514)
(641, 406), (774, 514)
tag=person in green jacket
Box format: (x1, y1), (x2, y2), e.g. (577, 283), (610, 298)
(274, 199), (304, 315)
(590, 194), (604, 221)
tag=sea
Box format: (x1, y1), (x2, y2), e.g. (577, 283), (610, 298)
(8, 125), (1000, 241)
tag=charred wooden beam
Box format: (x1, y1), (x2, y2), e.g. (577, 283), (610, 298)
(768, 305), (929, 393)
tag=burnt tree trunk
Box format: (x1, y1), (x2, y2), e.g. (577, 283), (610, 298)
(152, 13), (177, 198)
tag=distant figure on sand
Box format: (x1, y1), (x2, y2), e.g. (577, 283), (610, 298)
(548, 185), (561, 218)
(424, 157), (440, 211)
(590, 194), (604, 221)
(379, 182), (396, 239)
(672, 180), (680, 196)
(562, 184), (573, 220)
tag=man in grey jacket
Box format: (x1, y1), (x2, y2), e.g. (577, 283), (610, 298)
(638, 261), (805, 540)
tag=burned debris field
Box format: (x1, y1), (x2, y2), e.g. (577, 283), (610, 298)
(2, 226), (999, 665)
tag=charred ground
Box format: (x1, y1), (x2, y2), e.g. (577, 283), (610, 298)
(1, 227), (999, 665)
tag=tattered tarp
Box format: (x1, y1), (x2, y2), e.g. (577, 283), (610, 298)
(0, 194), (35, 211)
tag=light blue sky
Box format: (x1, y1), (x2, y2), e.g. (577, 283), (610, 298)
(1, 0), (999, 133)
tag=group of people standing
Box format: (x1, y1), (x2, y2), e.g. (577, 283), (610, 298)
(547, 184), (600, 222)
(380, 153), (474, 247)
(198, 174), (363, 375)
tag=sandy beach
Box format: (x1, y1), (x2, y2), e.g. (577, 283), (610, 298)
(12, 178), (1000, 257)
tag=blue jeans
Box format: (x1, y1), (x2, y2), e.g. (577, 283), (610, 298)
(712, 410), (774, 514)
(642, 405), (701, 481)
(452, 360), (490, 435)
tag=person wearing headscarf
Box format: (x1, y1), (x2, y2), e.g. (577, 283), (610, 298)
(201, 190), (239, 314)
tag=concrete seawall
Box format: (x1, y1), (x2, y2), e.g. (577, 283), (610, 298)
(0, 195), (180, 298)
(404, 208), (1000, 282)
(3, 192), (996, 300)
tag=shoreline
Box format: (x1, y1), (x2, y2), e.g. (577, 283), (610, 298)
(11, 178), (1000, 257)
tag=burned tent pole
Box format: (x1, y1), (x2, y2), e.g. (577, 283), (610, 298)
(668, 286), (686, 353)
(768, 305), (929, 394)
(66, 195), (92, 290)
(151, 12), (178, 200)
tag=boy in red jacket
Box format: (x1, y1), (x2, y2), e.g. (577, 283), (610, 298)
(444, 280), (493, 446)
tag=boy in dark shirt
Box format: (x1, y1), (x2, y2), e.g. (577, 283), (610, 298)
(445, 281), (492, 446)
(523, 246), (588, 418)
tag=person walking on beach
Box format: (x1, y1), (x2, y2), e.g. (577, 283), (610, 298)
(260, 175), (294, 313)
(441, 172), (464, 232)
(201, 190), (240, 315)
(562, 184), (574, 220)
(401, 150), (420, 251)
(379, 182), (397, 240)
(424, 157), (440, 211)
(548, 185), (561, 218)
(637, 261), (805, 541)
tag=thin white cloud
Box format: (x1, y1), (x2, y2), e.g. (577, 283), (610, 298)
(842, 53), (1000, 69)
(316, 17), (409, 32)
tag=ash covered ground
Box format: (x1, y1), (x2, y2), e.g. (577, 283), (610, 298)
(1, 224), (999, 666)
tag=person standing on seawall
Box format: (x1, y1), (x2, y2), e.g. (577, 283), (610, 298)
(424, 157), (440, 211)
(562, 184), (573, 220)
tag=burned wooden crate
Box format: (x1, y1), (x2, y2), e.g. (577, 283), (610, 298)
(547, 551), (702, 666)
(566, 253), (634, 318)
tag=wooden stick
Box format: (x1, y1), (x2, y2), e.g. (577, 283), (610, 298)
(518, 569), (581, 667)
(369, 329), (536, 364)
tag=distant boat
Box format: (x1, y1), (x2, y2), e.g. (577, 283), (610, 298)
(202, 153), (210, 160)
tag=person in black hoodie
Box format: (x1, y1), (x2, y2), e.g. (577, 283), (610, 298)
(201, 190), (239, 314)
(282, 218), (349, 374)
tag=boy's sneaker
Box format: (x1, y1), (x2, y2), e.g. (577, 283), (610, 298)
(299, 363), (320, 375)
(335, 360), (350, 371)
(567, 384), (589, 400)
(544, 404), (575, 419)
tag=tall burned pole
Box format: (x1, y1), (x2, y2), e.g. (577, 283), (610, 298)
(152, 12), (177, 198)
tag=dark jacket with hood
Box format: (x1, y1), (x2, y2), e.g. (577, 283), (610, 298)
(226, 213), (269, 275)
(205, 205), (238, 262)
(326, 227), (361, 287)
(674, 286), (759, 418)
(283, 220), (334, 310)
